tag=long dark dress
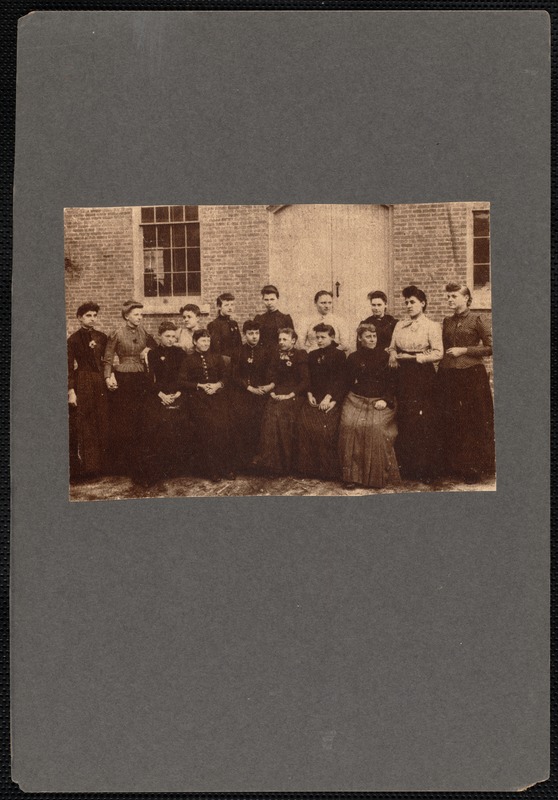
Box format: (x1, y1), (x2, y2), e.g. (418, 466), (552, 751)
(230, 343), (271, 470)
(103, 323), (157, 476)
(139, 346), (187, 484)
(438, 310), (495, 481)
(257, 348), (309, 475)
(296, 343), (346, 479)
(253, 310), (295, 349)
(389, 315), (443, 481)
(67, 327), (108, 478)
(339, 347), (400, 488)
(178, 350), (232, 479)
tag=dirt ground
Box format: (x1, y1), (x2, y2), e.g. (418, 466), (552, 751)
(70, 472), (496, 502)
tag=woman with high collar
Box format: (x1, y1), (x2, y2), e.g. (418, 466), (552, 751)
(178, 329), (234, 482)
(296, 323), (347, 480)
(67, 301), (108, 479)
(102, 299), (157, 477)
(175, 303), (202, 354)
(438, 282), (495, 483)
(339, 323), (400, 489)
(388, 285), (443, 482)
(256, 328), (309, 475)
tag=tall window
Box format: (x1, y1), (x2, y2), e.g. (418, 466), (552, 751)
(472, 209), (490, 292)
(140, 205), (201, 298)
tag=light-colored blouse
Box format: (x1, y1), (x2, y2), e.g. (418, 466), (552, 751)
(388, 314), (443, 364)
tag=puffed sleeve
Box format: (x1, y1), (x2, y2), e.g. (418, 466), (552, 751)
(387, 321), (402, 353)
(178, 355), (199, 392)
(466, 314), (493, 358)
(102, 329), (119, 378)
(329, 350), (348, 403)
(207, 319), (222, 354)
(415, 318), (443, 364)
(67, 335), (77, 391)
(292, 350), (310, 396)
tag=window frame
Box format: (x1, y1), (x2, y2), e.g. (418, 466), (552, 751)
(466, 203), (491, 310)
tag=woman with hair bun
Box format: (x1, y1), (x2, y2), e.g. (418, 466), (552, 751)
(388, 285), (443, 481)
(438, 282), (495, 482)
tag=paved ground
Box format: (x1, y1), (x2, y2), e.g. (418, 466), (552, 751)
(70, 472), (496, 502)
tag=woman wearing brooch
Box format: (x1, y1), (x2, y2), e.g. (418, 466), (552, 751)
(339, 323), (400, 489)
(67, 301), (109, 479)
(256, 328), (309, 475)
(102, 299), (157, 477)
(296, 323), (347, 480)
(388, 285), (443, 482)
(437, 282), (495, 483)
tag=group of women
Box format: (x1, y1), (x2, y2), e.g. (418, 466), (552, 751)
(68, 283), (495, 490)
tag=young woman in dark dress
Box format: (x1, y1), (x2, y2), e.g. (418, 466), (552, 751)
(178, 329), (234, 482)
(339, 324), (400, 489)
(67, 301), (108, 479)
(102, 299), (157, 477)
(256, 328), (309, 475)
(296, 323), (347, 479)
(230, 320), (273, 471)
(139, 322), (186, 485)
(437, 282), (495, 482)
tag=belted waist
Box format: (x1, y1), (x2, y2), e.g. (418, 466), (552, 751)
(114, 356), (145, 372)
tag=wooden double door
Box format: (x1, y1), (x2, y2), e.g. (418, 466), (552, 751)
(268, 204), (392, 340)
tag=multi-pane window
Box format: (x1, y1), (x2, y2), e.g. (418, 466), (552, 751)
(140, 205), (201, 298)
(472, 210), (490, 291)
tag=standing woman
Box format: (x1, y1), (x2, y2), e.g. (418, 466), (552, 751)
(103, 300), (157, 476)
(388, 285), (443, 481)
(296, 323), (347, 479)
(176, 303), (201, 354)
(438, 283), (495, 482)
(257, 328), (309, 475)
(67, 301), (108, 479)
(178, 329), (233, 482)
(339, 324), (400, 489)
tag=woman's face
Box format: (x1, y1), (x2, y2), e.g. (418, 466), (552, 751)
(315, 295), (333, 316)
(125, 308), (143, 326)
(359, 330), (378, 349)
(278, 332), (295, 352)
(315, 332), (333, 349)
(195, 335), (211, 353)
(447, 290), (468, 314)
(79, 310), (97, 328)
(404, 296), (425, 318)
(245, 329), (260, 347)
(160, 330), (178, 348)
(182, 310), (199, 329)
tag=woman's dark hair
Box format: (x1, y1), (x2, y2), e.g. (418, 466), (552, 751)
(314, 290), (333, 304)
(402, 285), (427, 310)
(158, 321), (177, 335)
(357, 323), (377, 339)
(216, 292), (235, 307)
(445, 282), (472, 307)
(313, 322), (335, 337)
(179, 303), (201, 316)
(193, 328), (211, 342)
(261, 285), (279, 297)
(243, 320), (261, 333)
(76, 301), (100, 317)
(367, 290), (387, 304)
(278, 327), (298, 343)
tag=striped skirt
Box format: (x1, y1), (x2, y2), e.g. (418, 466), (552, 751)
(338, 392), (400, 488)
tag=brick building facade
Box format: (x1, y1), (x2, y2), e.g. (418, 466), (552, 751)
(65, 202), (491, 347)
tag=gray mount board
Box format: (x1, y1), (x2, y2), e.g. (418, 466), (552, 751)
(12, 10), (549, 792)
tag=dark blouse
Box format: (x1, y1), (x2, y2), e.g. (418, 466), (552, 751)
(307, 343), (347, 403)
(178, 350), (227, 393)
(232, 343), (271, 389)
(439, 310), (493, 370)
(266, 348), (309, 396)
(253, 310), (295, 348)
(359, 313), (398, 351)
(67, 327), (108, 391)
(147, 346), (185, 395)
(207, 314), (242, 358)
(346, 347), (396, 406)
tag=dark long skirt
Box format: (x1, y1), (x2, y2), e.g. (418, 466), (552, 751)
(188, 390), (232, 478)
(230, 388), (268, 470)
(296, 402), (341, 479)
(437, 364), (495, 480)
(69, 371), (108, 479)
(395, 360), (441, 481)
(138, 396), (188, 485)
(338, 393), (400, 488)
(258, 397), (302, 475)
(107, 372), (149, 477)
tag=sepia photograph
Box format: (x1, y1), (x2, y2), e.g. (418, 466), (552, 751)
(65, 202), (496, 501)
